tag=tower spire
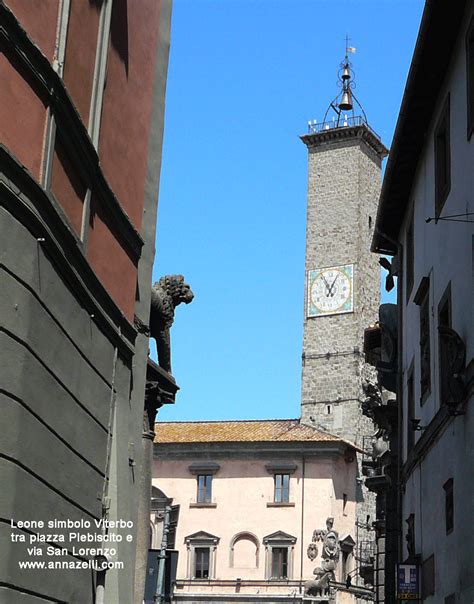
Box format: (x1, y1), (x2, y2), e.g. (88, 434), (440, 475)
(307, 38), (369, 133)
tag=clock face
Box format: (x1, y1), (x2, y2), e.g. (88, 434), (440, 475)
(307, 264), (354, 317)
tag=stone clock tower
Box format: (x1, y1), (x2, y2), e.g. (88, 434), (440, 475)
(300, 53), (388, 448)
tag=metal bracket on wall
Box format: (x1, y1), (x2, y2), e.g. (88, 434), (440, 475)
(426, 212), (474, 224)
(128, 442), (136, 467)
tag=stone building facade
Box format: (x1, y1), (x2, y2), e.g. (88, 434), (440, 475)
(370, 0), (474, 601)
(300, 127), (388, 443)
(300, 114), (388, 593)
(0, 1), (172, 602)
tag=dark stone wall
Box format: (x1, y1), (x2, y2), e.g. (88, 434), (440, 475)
(0, 189), (142, 601)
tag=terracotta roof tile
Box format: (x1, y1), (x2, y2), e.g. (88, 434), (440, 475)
(154, 419), (355, 447)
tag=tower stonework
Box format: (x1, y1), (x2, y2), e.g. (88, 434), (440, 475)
(300, 116), (388, 592)
(300, 124), (388, 446)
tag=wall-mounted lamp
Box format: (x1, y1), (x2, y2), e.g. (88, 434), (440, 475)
(410, 419), (426, 432)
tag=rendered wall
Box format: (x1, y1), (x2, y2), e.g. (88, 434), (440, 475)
(0, 41), (48, 180)
(62, 0), (102, 126)
(5, 0), (59, 61)
(98, 0), (161, 230)
(398, 4), (474, 601)
(153, 452), (358, 591)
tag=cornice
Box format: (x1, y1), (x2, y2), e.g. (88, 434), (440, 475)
(0, 3), (144, 262)
(153, 440), (348, 460)
(300, 123), (389, 159)
(373, 0), (469, 253)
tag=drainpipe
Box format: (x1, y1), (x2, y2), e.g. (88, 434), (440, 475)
(155, 505), (171, 603)
(95, 574), (106, 604)
(299, 454), (306, 587)
(134, 418), (156, 603)
(95, 557), (108, 604)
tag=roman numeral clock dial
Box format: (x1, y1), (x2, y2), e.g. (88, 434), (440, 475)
(307, 264), (354, 317)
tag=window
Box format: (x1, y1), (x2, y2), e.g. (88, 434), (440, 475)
(194, 547), (210, 578)
(339, 535), (355, 581)
(188, 463), (219, 507)
(466, 17), (474, 138)
(197, 474), (212, 503)
(263, 531), (296, 580)
(434, 96), (451, 217)
(438, 285), (452, 406)
(265, 463), (296, 506)
(407, 363), (415, 454)
(406, 212), (414, 303)
(444, 478), (454, 534)
(414, 277), (431, 402)
(274, 474), (290, 503)
(341, 550), (350, 580)
(422, 554), (435, 598)
(271, 547), (288, 579)
(184, 531), (219, 580)
(419, 290), (431, 401)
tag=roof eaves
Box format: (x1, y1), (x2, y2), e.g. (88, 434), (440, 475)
(372, 0), (469, 253)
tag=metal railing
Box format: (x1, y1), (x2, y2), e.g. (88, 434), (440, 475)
(307, 115), (381, 140)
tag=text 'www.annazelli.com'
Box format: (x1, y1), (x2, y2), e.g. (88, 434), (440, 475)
(18, 560), (124, 570)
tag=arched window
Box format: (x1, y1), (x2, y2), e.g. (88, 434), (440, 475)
(229, 532), (259, 568)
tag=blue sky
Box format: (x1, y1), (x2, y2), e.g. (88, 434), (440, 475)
(152, 0), (424, 422)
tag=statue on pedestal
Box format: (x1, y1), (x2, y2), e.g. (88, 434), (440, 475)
(304, 517), (340, 597)
(149, 274), (194, 374)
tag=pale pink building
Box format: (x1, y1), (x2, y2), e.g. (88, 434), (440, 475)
(151, 419), (374, 603)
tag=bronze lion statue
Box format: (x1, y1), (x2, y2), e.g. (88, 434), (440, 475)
(149, 275), (194, 373)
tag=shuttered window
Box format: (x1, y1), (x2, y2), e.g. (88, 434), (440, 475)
(434, 97), (451, 217)
(467, 18), (474, 138)
(271, 547), (289, 579)
(194, 547), (210, 579)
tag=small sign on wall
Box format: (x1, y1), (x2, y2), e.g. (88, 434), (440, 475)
(396, 564), (420, 600)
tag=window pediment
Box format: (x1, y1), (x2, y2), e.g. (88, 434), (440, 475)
(185, 530), (220, 545)
(188, 462), (220, 475)
(265, 461), (297, 474)
(339, 534), (356, 551)
(263, 531), (297, 545)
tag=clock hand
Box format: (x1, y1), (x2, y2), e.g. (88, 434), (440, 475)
(321, 274), (331, 294)
(328, 274), (339, 296)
